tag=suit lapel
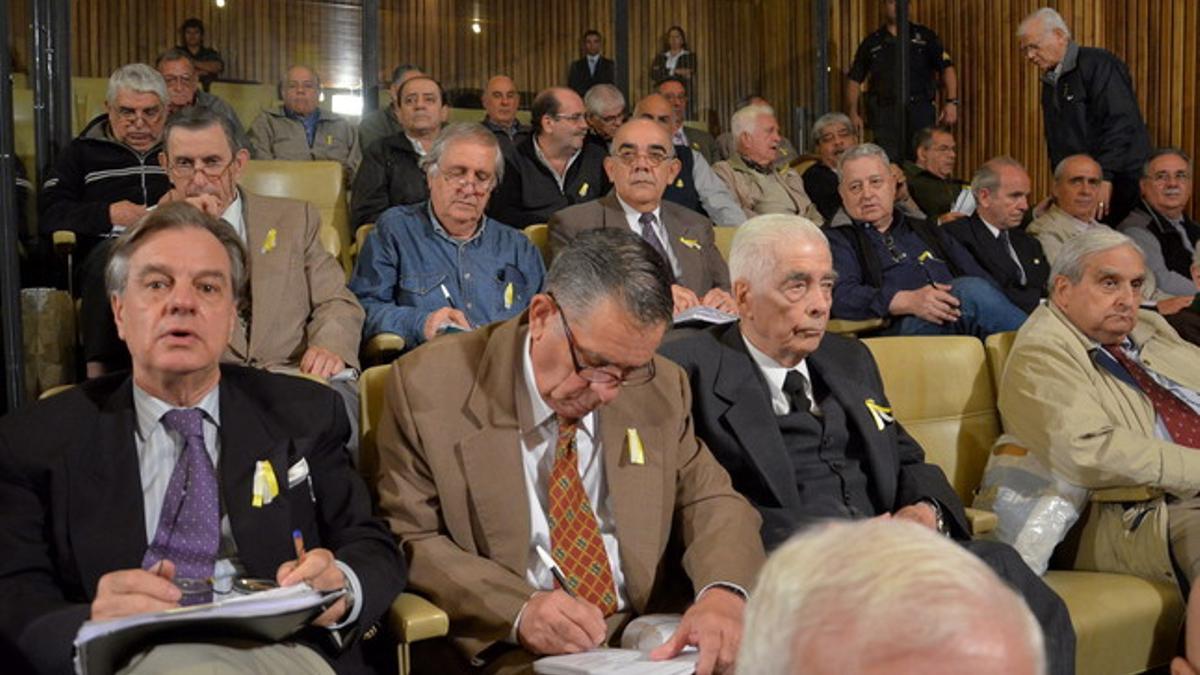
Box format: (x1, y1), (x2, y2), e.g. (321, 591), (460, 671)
(661, 205), (702, 291)
(218, 375), (295, 575)
(713, 325), (799, 508)
(69, 378), (149, 594)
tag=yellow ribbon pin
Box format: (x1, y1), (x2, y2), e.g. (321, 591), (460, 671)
(918, 250), (934, 263)
(251, 460), (280, 507)
(679, 237), (701, 250)
(578, 182), (589, 197)
(503, 282), (514, 309)
(626, 428), (645, 465)
(261, 228), (277, 254)
(325, 134), (333, 146)
(674, 178), (684, 188)
(865, 398), (894, 431)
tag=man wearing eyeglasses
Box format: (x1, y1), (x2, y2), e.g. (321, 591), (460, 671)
(41, 63), (173, 378)
(350, 122), (545, 350)
(155, 48), (244, 144)
(487, 87), (609, 228)
(827, 143), (1026, 338)
(1119, 149), (1200, 299)
(376, 228), (764, 674)
(548, 118), (736, 316)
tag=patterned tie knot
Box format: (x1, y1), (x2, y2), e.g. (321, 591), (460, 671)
(556, 416), (579, 459)
(162, 408), (206, 440)
(639, 212), (656, 227)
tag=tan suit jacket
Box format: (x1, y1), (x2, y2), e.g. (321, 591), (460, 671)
(374, 313), (764, 661)
(224, 191), (364, 371)
(998, 303), (1200, 580)
(547, 193), (731, 295)
(1029, 205), (1158, 298)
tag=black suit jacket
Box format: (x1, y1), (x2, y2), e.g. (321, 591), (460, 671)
(0, 366), (405, 674)
(659, 323), (968, 550)
(943, 214), (1049, 314)
(567, 56), (615, 97)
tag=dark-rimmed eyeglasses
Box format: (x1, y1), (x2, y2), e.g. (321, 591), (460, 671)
(548, 293), (656, 387)
(168, 157), (236, 180)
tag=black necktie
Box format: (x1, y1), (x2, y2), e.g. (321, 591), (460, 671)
(782, 370), (812, 415)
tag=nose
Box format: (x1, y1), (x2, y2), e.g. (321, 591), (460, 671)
(591, 380), (621, 404)
(809, 289), (833, 317)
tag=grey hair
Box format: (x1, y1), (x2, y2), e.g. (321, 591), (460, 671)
(106, 202), (249, 313)
(731, 104), (775, 138)
(1050, 228), (1144, 286)
(1142, 147), (1194, 179)
(584, 83), (625, 115)
(282, 64), (322, 90)
(164, 104), (243, 155)
(837, 142), (891, 179)
(811, 112), (854, 145)
(546, 228), (674, 328)
(738, 519), (1046, 675)
(419, 122), (505, 186)
(1053, 153), (1099, 182)
(971, 156), (1026, 198)
(1018, 7), (1071, 40)
(729, 214), (828, 288)
(107, 63), (168, 107)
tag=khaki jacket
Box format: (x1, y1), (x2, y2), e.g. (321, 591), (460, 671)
(374, 313), (765, 661)
(998, 303), (1200, 580)
(1029, 205), (1158, 297)
(711, 154), (823, 224)
(224, 191), (364, 371)
(248, 107), (361, 184)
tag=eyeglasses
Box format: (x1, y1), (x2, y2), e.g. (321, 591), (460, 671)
(597, 112), (626, 125)
(162, 75), (195, 87)
(1150, 170), (1192, 184)
(613, 148), (673, 167)
(548, 293), (656, 387)
(169, 157), (235, 180)
(437, 165), (495, 192)
(113, 105), (163, 123)
(551, 113), (587, 123)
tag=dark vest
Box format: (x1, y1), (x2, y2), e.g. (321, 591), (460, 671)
(775, 371), (875, 519)
(1140, 204), (1200, 280)
(662, 144), (704, 216)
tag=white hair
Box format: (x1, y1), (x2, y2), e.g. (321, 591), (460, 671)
(106, 63), (168, 107)
(837, 142), (891, 180)
(729, 214), (827, 288)
(1050, 228), (1143, 286)
(739, 519), (1046, 675)
(584, 83), (625, 115)
(731, 104), (775, 138)
(1018, 7), (1071, 40)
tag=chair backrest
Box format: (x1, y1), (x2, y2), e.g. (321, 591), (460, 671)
(13, 88), (36, 182)
(71, 77), (110, 134)
(318, 224), (341, 261)
(713, 225), (736, 261)
(861, 335), (1000, 505)
(358, 364), (392, 489)
(984, 331), (1018, 399)
(523, 223), (550, 264)
(240, 159), (351, 270)
(209, 81), (280, 132)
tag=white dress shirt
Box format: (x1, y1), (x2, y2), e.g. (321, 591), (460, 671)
(741, 332), (819, 416)
(587, 54), (600, 76)
(616, 194), (681, 278)
(220, 192), (246, 243)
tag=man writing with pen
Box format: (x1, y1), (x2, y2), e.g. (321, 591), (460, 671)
(350, 122), (546, 352)
(0, 202), (405, 674)
(826, 143), (1026, 338)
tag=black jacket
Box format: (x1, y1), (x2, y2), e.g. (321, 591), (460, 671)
(351, 133), (429, 228)
(39, 114), (170, 238)
(567, 56), (615, 97)
(942, 214), (1049, 314)
(1042, 43), (1151, 178)
(486, 136), (609, 228)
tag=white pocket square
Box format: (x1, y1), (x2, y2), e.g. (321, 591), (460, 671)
(287, 458), (310, 488)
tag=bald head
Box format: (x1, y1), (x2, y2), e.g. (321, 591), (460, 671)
(603, 118), (680, 212)
(483, 75), (519, 127)
(1052, 155), (1103, 222)
(634, 94), (675, 130)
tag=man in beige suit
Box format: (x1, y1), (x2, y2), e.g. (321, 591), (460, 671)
(1028, 154), (1110, 265)
(375, 228), (765, 674)
(548, 118), (736, 316)
(997, 228), (1200, 589)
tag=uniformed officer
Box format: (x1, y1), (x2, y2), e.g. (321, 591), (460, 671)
(846, 0), (958, 163)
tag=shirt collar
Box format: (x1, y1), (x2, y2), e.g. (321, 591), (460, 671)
(406, 133), (428, 157)
(979, 217), (1002, 239)
(615, 193), (661, 222)
(671, 127), (688, 147)
(519, 329), (596, 438)
(220, 191), (246, 243)
(133, 380), (221, 442)
(740, 330), (812, 397)
(427, 202), (485, 244)
(533, 136), (582, 180)
(285, 107), (321, 125)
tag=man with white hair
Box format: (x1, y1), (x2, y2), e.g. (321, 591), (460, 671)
(715, 94), (799, 170)
(711, 105), (822, 223)
(1017, 6), (1150, 225)
(739, 519), (1047, 675)
(660, 213), (1073, 673)
(583, 84), (626, 150)
(40, 63), (173, 378)
(996, 228), (1200, 591)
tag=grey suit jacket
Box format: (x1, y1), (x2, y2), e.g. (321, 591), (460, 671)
(547, 193), (731, 295)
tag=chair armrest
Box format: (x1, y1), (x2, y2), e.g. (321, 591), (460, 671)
(826, 318), (887, 336)
(389, 593), (449, 643)
(965, 507), (998, 536)
(363, 333), (407, 366)
(1091, 487), (1158, 503)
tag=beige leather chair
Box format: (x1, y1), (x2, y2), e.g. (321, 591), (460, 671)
(209, 82), (279, 132)
(523, 223), (550, 265)
(71, 76), (109, 134)
(712, 225), (735, 261)
(239, 160), (352, 272)
(864, 334), (1185, 675)
(358, 365), (450, 675)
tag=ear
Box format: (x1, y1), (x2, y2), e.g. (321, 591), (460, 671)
(438, 104), (449, 123)
(664, 157), (682, 184)
(111, 292), (127, 342)
(158, 151), (170, 171)
(527, 294), (556, 343)
(230, 148), (251, 182)
(732, 279), (752, 316)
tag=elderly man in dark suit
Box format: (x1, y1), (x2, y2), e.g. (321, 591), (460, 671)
(659, 213), (1075, 675)
(0, 203), (404, 674)
(944, 157), (1050, 314)
(548, 118), (735, 316)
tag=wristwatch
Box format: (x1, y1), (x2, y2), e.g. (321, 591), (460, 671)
(921, 499), (949, 536)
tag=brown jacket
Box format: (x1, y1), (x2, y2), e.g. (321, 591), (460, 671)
(547, 193), (731, 295)
(224, 191), (364, 371)
(248, 107), (361, 184)
(374, 313), (764, 661)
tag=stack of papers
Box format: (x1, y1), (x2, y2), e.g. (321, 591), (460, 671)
(534, 648), (699, 675)
(673, 306), (738, 326)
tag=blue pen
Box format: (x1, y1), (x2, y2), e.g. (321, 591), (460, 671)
(439, 284), (456, 309)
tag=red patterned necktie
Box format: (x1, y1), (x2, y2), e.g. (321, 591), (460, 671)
(1104, 345), (1200, 449)
(546, 416), (618, 615)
